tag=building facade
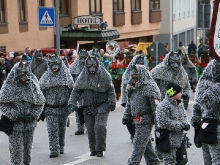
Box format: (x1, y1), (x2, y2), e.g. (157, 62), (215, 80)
(0, 0), (161, 53)
(155, 0), (197, 51)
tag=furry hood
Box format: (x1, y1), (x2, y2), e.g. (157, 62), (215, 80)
(39, 60), (74, 90)
(69, 57), (84, 75)
(198, 59), (220, 82)
(0, 63), (45, 105)
(181, 54), (195, 69)
(122, 55), (146, 84)
(150, 52), (188, 89)
(31, 50), (47, 68)
(126, 65), (161, 100)
(74, 63), (112, 92)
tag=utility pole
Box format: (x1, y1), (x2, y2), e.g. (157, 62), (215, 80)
(55, 0), (60, 56)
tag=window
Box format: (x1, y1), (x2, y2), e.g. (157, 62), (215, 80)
(173, 0), (176, 20)
(18, 0), (26, 22)
(188, 0), (190, 16)
(90, 0), (102, 14)
(60, 0), (68, 15)
(150, 0), (160, 10)
(0, 46), (6, 53)
(39, 0), (44, 6)
(131, 0), (141, 11)
(113, 0), (124, 12)
(192, 0), (194, 15)
(178, 0), (181, 18)
(183, 0), (186, 17)
(0, 0), (5, 22)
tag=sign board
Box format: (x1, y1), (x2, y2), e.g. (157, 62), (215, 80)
(74, 15), (101, 25)
(106, 40), (120, 55)
(38, 7), (55, 27)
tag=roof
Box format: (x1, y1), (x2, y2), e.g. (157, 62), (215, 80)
(60, 27), (120, 41)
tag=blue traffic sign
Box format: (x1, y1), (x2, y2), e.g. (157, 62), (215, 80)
(38, 7), (55, 27)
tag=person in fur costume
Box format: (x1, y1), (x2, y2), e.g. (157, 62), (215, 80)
(150, 51), (191, 163)
(30, 49), (47, 80)
(156, 82), (190, 165)
(69, 49), (88, 135)
(68, 54), (116, 157)
(0, 57), (45, 165)
(39, 53), (74, 158)
(122, 65), (161, 165)
(194, 59), (220, 164)
(180, 52), (198, 108)
(191, 103), (212, 165)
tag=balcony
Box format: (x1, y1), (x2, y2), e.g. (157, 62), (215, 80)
(113, 12), (125, 26)
(131, 11), (142, 25)
(149, 10), (161, 23)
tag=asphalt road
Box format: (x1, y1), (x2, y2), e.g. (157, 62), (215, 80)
(0, 92), (204, 165)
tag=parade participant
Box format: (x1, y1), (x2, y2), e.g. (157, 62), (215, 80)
(180, 51), (198, 105)
(122, 65), (160, 165)
(108, 51), (125, 101)
(69, 49), (88, 135)
(0, 56), (45, 165)
(25, 47), (32, 62)
(68, 54), (116, 157)
(195, 59), (220, 164)
(196, 51), (211, 79)
(30, 49), (47, 80)
(124, 52), (133, 68)
(121, 51), (147, 142)
(156, 82), (190, 165)
(150, 51), (191, 163)
(39, 53), (74, 158)
(191, 103), (212, 165)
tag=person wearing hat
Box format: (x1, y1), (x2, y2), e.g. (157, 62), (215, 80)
(156, 82), (190, 165)
(178, 42), (186, 54)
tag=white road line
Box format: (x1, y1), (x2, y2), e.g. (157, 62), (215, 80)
(63, 152), (102, 165)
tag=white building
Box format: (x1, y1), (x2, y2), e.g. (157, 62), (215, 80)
(155, 0), (197, 51)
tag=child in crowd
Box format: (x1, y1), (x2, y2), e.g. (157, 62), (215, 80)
(156, 82), (190, 165)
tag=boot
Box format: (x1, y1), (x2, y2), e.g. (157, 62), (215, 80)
(75, 130), (84, 135)
(96, 151), (103, 157)
(90, 151), (97, 156)
(49, 152), (58, 158)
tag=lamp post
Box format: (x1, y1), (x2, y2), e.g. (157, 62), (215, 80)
(172, 0), (174, 51)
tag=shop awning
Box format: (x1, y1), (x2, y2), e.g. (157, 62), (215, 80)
(60, 27), (120, 41)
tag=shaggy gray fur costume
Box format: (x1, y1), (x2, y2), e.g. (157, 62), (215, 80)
(181, 53), (198, 109)
(191, 103), (212, 165)
(122, 65), (161, 165)
(39, 54), (74, 157)
(30, 49), (47, 80)
(0, 62), (45, 165)
(69, 50), (88, 133)
(156, 95), (189, 165)
(150, 52), (190, 163)
(121, 55), (146, 106)
(150, 52), (191, 101)
(195, 59), (220, 164)
(68, 55), (116, 155)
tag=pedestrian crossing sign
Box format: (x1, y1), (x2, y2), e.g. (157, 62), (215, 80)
(38, 7), (55, 27)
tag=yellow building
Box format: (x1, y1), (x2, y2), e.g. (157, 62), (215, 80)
(0, 0), (161, 52)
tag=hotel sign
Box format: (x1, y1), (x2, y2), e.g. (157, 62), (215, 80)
(74, 15), (101, 25)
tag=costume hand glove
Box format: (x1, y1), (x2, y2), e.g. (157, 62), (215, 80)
(16, 114), (24, 122)
(122, 118), (128, 125)
(121, 103), (126, 107)
(68, 104), (75, 113)
(183, 123), (190, 131)
(24, 115), (34, 122)
(110, 105), (116, 111)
